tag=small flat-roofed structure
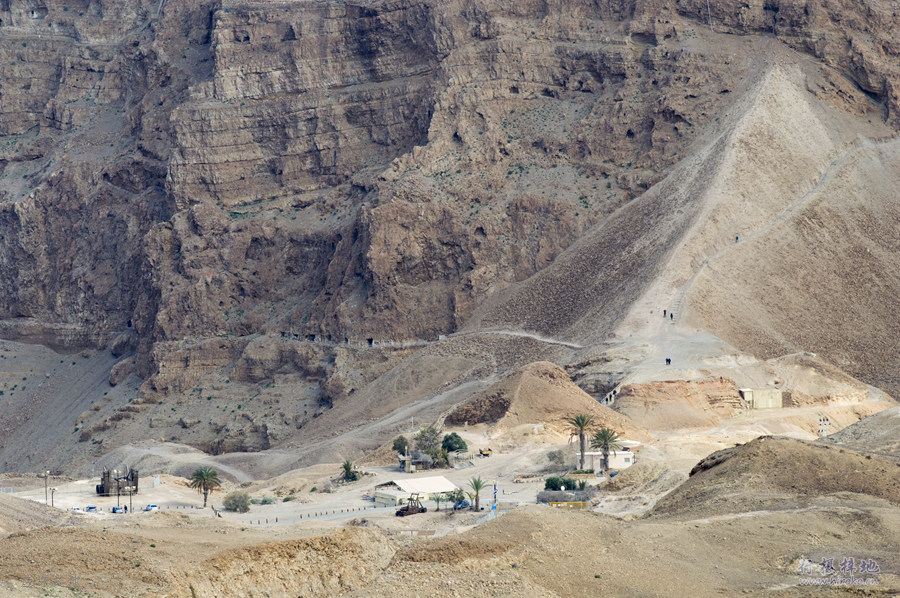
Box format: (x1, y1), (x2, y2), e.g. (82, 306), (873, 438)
(578, 441), (642, 472)
(374, 475), (458, 507)
(739, 388), (783, 409)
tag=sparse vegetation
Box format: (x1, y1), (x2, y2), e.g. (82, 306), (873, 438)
(566, 414), (595, 471)
(591, 428), (622, 472)
(469, 476), (485, 511)
(188, 467), (222, 508)
(223, 491), (250, 513)
(392, 435), (409, 454)
(414, 425), (442, 453)
(441, 432), (467, 453)
(341, 459), (360, 482)
(544, 476), (579, 491)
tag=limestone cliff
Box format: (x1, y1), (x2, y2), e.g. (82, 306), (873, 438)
(0, 0), (897, 469)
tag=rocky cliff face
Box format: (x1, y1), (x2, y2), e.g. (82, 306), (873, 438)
(0, 0), (897, 465)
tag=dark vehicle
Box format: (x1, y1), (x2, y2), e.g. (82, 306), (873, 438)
(395, 494), (427, 517)
(453, 499), (470, 511)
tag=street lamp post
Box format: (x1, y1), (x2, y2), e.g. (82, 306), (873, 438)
(43, 471), (50, 505)
(50, 487), (56, 507)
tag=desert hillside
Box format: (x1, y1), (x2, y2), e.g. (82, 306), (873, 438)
(0, 0), (895, 482)
(3, 1), (900, 595)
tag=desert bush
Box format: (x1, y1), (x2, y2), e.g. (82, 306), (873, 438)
(342, 460), (360, 482)
(537, 489), (576, 503)
(547, 449), (566, 466)
(223, 491), (250, 513)
(544, 476), (579, 491)
(392, 435), (409, 454)
(441, 432), (467, 452)
(447, 488), (466, 503)
(414, 425), (442, 453)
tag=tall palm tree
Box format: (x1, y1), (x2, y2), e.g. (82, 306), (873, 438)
(189, 467), (222, 508)
(469, 476), (486, 511)
(591, 428), (622, 473)
(341, 460), (359, 482)
(566, 414), (595, 470)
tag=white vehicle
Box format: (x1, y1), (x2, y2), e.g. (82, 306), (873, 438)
(144, 504), (159, 512)
(85, 505), (98, 513)
(68, 507), (81, 512)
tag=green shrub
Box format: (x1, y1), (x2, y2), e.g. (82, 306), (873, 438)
(570, 469), (594, 475)
(441, 432), (467, 453)
(342, 460), (360, 482)
(544, 476), (579, 491)
(414, 425), (442, 453)
(223, 491), (250, 513)
(392, 435), (409, 454)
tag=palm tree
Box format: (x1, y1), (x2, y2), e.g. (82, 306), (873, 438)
(189, 467), (222, 508)
(566, 414), (595, 470)
(433, 492), (445, 511)
(469, 476), (486, 511)
(591, 428), (622, 473)
(341, 460), (359, 482)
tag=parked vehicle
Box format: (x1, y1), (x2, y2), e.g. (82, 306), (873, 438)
(68, 507), (81, 512)
(453, 499), (470, 511)
(478, 448), (492, 457)
(112, 506), (124, 514)
(85, 505), (97, 513)
(145, 504), (159, 512)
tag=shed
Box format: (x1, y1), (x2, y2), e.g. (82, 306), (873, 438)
(374, 475), (458, 507)
(578, 449), (638, 472)
(739, 388), (783, 409)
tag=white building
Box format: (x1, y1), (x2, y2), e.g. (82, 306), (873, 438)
(739, 388), (783, 409)
(373, 475), (458, 507)
(578, 440), (642, 472)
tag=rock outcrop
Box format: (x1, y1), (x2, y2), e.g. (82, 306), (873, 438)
(0, 0), (898, 468)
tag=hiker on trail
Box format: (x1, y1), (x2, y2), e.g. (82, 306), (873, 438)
(670, 313), (674, 321)
(663, 309), (667, 317)
(736, 235), (739, 242)
(666, 358), (671, 365)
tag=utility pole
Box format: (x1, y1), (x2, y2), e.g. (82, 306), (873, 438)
(50, 487), (56, 507)
(123, 486), (134, 512)
(43, 471), (49, 505)
(113, 469), (121, 506)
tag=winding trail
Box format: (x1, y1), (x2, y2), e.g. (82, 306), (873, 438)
(450, 328), (583, 350)
(668, 136), (899, 322)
